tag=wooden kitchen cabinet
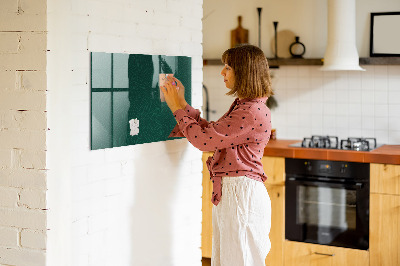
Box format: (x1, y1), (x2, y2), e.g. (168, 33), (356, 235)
(261, 156), (285, 186)
(370, 193), (400, 266)
(284, 241), (369, 266)
(202, 152), (213, 258)
(370, 163), (400, 266)
(370, 163), (400, 195)
(262, 156), (285, 266)
(264, 184), (285, 266)
(201, 154), (286, 266)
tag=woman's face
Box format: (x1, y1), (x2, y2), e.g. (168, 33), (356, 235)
(220, 64), (235, 89)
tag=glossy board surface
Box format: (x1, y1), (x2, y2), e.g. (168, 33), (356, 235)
(91, 52), (191, 150)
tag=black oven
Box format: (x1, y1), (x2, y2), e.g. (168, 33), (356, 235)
(285, 158), (369, 250)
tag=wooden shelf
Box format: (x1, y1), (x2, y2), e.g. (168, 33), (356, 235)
(203, 57), (400, 67)
(203, 58), (323, 67)
(268, 58), (322, 67)
(359, 57), (400, 65)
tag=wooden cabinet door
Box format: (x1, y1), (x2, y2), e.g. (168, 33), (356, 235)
(284, 241), (369, 266)
(201, 152), (213, 258)
(262, 156), (285, 186)
(370, 163), (400, 195)
(370, 193), (400, 266)
(264, 184), (284, 266)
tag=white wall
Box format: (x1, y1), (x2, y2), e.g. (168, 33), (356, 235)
(203, 0), (400, 58)
(0, 0), (48, 265)
(203, 0), (400, 145)
(46, 0), (203, 266)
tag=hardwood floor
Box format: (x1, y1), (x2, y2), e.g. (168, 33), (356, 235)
(202, 257), (211, 266)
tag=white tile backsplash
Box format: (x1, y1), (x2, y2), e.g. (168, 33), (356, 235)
(204, 64), (400, 144)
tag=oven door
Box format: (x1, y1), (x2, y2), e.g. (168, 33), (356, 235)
(285, 177), (369, 250)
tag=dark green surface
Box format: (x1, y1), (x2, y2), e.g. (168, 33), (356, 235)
(91, 52), (191, 150)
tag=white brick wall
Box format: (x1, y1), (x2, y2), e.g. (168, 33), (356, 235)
(0, 0), (48, 264)
(47, 1), (203, 266)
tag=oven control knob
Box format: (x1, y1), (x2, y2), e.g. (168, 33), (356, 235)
(304, 161), (312, 171)
(340, 164), (347, 174)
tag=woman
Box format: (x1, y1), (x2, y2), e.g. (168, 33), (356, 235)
(162, 44), (273, 266)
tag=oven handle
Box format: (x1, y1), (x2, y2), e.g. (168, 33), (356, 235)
(286, 177), (364, 189)
(314, 252), (335, 257)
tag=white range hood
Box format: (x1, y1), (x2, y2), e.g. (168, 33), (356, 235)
(320, 0), (365, 71)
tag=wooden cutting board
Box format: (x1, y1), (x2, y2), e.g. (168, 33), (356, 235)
(231, 16), (249, 48)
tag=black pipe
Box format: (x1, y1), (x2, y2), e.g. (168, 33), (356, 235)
(202, 84), (210, 121)
(257, 8), (262, 48)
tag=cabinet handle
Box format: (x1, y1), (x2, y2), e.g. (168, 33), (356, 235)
(314, 252), (335, 257)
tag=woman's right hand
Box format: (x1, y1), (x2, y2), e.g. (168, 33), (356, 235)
(169, 76), (187, 108)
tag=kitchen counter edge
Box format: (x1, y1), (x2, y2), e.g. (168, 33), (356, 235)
(262, 139), (400, 165)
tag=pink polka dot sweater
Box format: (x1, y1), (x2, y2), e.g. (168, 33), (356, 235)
(169, 97), (272, 206)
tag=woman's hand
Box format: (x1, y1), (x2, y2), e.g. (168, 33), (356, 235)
(170, 76), (187, 108)
(160, 77), (184, 113)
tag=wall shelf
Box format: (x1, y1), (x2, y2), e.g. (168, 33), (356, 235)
(203, 57), (400, 67)
(359, 57), (400, 65)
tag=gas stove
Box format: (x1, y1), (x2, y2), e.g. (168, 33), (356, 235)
(289, 135), (381, 151)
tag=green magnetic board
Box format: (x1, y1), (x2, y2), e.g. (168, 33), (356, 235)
(90, 52), (191, 150)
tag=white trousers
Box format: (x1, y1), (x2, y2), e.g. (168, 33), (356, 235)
(212, 176), (271, 266)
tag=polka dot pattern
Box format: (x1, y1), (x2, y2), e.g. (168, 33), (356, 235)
(168, 97), (272, 206)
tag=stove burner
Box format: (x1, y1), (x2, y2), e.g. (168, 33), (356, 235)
(295, 136), (378, 151)
(301, 135), (339, 149)
(340, 137), (377, 151)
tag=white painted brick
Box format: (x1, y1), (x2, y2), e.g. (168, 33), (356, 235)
(0, 71), (16, 90)
(0, 169), (47, 189)
(189, 3), (203, 19)
(87, 149), (105, 165)
(20, 229), (46, 250)
(1, 110), (46, 130)
(0, 129), (46, 150)
(190, 159), (203, 174)
(181, 16), (202, 30)
(71, 150), (90, 167)
(105, 178), (123, 196)
(151, 11), (180, 28)
(0, 12), (46, 32)
(19, 0), (47, 15)
(121, 161), (134, 176)
(71, 166), (88, 187)
(191, 55), (203, 69)
(88, 33), (125, 53)
(87, 164), (108, 183)
(68, 51), (90, 71)
(10, 148), (22, 169)
(152, 39), (181, 57)
(19, 189), (46, 209)
(0, 247), (45, 266)
(20, 149), (46, 170)
(87, 211), (109, 233)
(0, 149), (11, 169)
(0, 52), (46, 71)
(71, 218), (88, 241)
(0, 0), (18, 13)
(181, 42), (202, 57)
(120, 36), (153, 55)
(16, 70), (47, 91)
(0, 226), (19, 247)
(136, 24), (169, 41)
(0, 90), (46, 111)
(166, 1), (192, 16)
(0, 208), (46, 230)
(0, 187), (19, 208)
(0, 32), (20, 54)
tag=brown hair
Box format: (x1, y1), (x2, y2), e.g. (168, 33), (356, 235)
(221, 44), (273, 99)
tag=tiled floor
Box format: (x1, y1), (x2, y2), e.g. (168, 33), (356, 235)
(202, 257), (211, 266)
